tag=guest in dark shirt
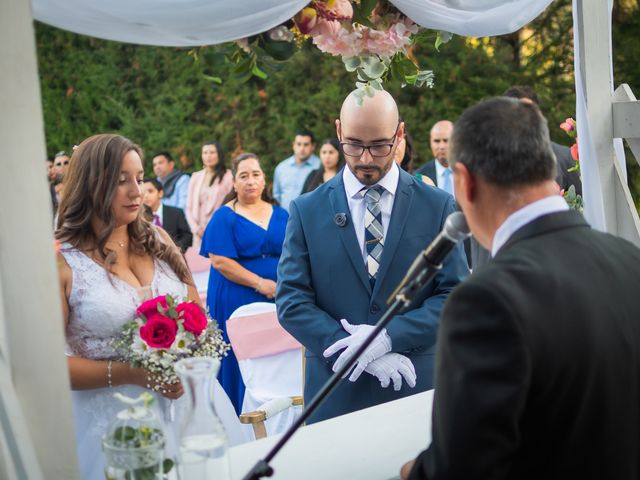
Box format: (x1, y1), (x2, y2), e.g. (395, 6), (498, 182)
(141, 177), (192, 252)
(302, 138), (345, 193)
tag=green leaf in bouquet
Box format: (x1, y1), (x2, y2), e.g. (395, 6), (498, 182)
(435, 31), (453, 51)
(352, 0), (377, 28)
(163, 459), (174, 473)
(251, 63), (268, 80)
(113, 426), (137, 444)
(257, 36), (297, 61)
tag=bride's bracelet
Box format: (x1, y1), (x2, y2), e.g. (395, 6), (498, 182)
(254, 277), (263, 292)
(107, 360), (113, 388)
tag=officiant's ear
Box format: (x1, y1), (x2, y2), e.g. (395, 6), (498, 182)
(335, 119), (341, 140)
(453, 162), (475, 204)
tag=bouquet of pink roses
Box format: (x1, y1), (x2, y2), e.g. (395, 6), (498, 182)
(112, 294), (229, 390)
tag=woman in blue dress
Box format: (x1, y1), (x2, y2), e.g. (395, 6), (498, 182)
(200, 152), (288, 413)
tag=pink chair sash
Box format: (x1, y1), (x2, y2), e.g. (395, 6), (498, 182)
(226, 311), (301, 360)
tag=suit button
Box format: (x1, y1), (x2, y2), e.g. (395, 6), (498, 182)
(370, 304), (380, 314)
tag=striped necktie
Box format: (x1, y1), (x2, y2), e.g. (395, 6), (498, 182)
(364, 185), (385, 286)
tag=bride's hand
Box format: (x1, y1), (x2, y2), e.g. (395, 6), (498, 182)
(147, 375), (184, 400)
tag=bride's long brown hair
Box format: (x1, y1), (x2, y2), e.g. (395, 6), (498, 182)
(55, 134), (191, 285)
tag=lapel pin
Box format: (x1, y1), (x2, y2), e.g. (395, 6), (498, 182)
(334, 213), (347, 227)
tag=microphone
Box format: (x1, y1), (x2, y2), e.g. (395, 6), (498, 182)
(388, 211), (470, 305)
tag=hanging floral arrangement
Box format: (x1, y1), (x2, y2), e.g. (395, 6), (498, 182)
(195, 1), (446, 102)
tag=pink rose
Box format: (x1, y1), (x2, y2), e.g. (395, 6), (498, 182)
(177, 302), (208, 336)
(136, 295), (169, 320)
(139, 314), (177, 349)
(560, 118), (576, 133)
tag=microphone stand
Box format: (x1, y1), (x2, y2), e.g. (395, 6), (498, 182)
(242, 259), (443, 480)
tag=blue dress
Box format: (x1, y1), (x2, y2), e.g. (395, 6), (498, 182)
(200, 204), (289, 414)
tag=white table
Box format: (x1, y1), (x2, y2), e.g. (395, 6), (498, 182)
(229, 390), (434, 480)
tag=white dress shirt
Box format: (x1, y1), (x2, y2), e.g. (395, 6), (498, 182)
(491, 195), (569, 257)
(435, 160), (454, 196)
(343, 163), (400, 262)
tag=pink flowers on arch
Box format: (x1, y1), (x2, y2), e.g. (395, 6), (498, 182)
(310, 16), (418, 58)
(560, 117), (576, 135)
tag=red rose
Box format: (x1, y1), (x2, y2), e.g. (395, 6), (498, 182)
(139, 314), (177, 349)
(177, 302), (208, 336)
(136, 296), (169, 320)
(570, 142), (579, 162)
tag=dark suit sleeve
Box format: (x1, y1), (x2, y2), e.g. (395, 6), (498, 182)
(174, 209), (193, 253)
(386, 196), (469, 352)
(276, 201), (349, 356)
(409, 280), (529, 480)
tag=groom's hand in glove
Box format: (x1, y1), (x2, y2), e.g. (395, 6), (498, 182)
(365, 353), (417, 391)
(322, 319), (392, 381)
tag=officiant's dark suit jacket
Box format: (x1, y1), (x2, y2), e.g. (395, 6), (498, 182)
(276, 168), (469, 423)
(162, 205), (192, 253)
(409, 210), (640, 480)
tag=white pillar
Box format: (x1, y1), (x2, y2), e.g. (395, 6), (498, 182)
(0, 0), (79, 477)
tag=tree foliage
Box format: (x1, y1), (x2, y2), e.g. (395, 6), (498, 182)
(35, 0), (638, 205)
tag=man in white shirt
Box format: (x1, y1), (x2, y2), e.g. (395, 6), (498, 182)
(415, 120), (454, 194)
(272, 129), (320, 212)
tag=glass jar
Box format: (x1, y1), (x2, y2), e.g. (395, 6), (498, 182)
(175, 357), (231, 480)
(102, 393), (168, 480)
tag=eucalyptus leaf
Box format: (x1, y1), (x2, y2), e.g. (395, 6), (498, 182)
(343, 56), (362, 72)
(361, 57), (386, 79)
(435, 31), (453, 51)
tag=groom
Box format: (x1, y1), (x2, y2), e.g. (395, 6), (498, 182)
(276, 89), (469, 423)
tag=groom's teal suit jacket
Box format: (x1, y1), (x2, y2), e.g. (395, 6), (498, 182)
(276, 168), (469, 423)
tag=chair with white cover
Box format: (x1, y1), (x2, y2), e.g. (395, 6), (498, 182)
(227, 302), (303, 439)
(184, 246), (210, 304)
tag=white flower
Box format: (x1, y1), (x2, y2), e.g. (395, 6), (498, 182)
(131, 328), (150, 356)
(268, 25), (294, 43)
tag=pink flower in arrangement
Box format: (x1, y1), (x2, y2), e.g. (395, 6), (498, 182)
(570, 142), (579, 162)
(311, 17), (418, 58)
(560, 117), (576, 133)
(177, 302), (208, 336)
(315, 0), (354, 21)
(139, 314), (178, 349)
(136, 295), (169, 320)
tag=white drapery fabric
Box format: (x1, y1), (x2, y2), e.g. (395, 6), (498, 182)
(572, 0), (626, 230)
(32, 0), (616, 230)
(31, 0), (554, 46)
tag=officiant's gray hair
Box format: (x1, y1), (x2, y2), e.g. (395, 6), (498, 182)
(449, 97), (557, 187)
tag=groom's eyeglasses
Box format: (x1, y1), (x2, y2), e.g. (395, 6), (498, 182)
(340, 124), (400, 158)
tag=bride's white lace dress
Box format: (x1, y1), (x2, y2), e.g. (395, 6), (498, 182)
(61, 243), (246, 480)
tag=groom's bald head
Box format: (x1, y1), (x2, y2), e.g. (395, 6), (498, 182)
(336, 89), (404, 186)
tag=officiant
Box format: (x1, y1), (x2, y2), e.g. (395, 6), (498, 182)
(401, 97), (640, 480)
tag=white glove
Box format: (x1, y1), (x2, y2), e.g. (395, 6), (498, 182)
(322, 319), (392, 381)
(365, 353), (417, 391)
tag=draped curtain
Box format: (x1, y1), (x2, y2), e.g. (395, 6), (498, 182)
(32, 0), (616, 230)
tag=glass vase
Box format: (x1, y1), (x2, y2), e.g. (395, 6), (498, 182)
(174, 357), (231, 480)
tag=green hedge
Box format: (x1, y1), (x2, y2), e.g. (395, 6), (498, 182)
(35, 0), (639, 205)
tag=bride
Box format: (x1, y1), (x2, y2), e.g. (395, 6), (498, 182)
(55, 134), (242, 479)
